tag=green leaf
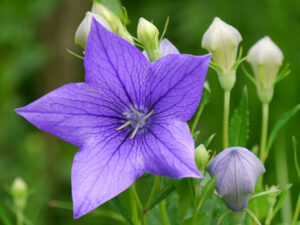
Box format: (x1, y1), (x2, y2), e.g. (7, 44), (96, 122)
(292, 137), (300, 180)
(196, 175), (218, 211)
(109, 197), (134, 225)
(272, 184), (293, 219)
(204, 133), (216, 148)
(176, 179), (193, 221)
(267, 104), (300, 152)
(229, 87), (249, 147)
(149, 180), (178, 210)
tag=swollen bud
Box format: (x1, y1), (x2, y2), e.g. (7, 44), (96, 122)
(195, 144), (210, 172)
(137, 18), (161, 61)
(207, 147), (265, 212)
(10, 177), (28, 211)
(92, 2), (134, 44)
(202, 17), (242, 76)
(75, 12), (111, 48)
(247, 36), (283, 103)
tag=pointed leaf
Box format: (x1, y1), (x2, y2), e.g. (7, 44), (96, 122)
(229, 87), (249, 147)
(267, 104), (300, 152)
(204, 133), (216, 148)
(292, 137), (300, 180)
(197, 175), (218, 211)
(149, 180), (178, 210)
(176, 179), (193, 221)
(109, 197), (134, 225)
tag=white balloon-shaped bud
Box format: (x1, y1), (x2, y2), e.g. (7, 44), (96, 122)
(247, 36), (283, 88)
(75, 12), (111, 48)
(202, 17), (242, 74)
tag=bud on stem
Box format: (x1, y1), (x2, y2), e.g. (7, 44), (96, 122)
(137, 18), (161, 61)
(92, 2), (134, 44)
(247, 36), (283, 104)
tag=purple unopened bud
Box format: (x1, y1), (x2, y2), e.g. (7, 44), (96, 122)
(207, 147), (265, 211)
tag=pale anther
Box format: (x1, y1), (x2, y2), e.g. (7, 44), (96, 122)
(129, 104), (140, 116)
(116, 121), (133, 131)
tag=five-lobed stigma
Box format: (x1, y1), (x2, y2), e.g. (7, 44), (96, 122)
(116, 104), (154, 139)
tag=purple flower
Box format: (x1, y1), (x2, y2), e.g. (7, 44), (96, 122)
(207, 147), (265, 211)
(16, 19), (210, 218)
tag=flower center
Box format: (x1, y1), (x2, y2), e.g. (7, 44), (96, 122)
(116, 104), (154, 139)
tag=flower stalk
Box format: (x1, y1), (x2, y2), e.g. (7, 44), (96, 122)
(260, 103), (269, 164)
(202, 18), (242, 148)
(223, 90), (230, 149)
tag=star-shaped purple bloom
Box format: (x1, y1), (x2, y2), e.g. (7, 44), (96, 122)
(16, 19), (210, 218)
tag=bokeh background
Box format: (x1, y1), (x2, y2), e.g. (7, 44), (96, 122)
(1, 0), (299, 224)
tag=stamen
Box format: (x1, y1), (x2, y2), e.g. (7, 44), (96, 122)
(130, 125), (140, 139)
(122, 112), (129, 115)
(129, 104), (140, 116)
(116, 121), (133, 131)
(139, 109), (154, 122)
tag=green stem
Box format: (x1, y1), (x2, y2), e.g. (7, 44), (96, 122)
(155, 176), (170, 225)
(260, 103), (269, 164)
(129, 185), (139, 225)
(145, 176), (160, 211)
(16, 211), (22, 225)
(158, 201), (171, 225)
(231, 211), (246, 225)
(275, 141), (293, 224)
(223, 90), (230, 149)
(292, 194), (300, 225)
(191, 104), (205, 134)
(130, 184), (147, 225)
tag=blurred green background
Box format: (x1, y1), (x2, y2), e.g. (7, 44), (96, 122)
(0, 0), (299, 224)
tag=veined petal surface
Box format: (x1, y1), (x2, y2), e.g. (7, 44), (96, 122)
(72, 133), (144, 218)
(85, 18), (150, 107)
(15, 83), (123, 146)
(142, 119), (202, 178)
(145, 54), (210, 121)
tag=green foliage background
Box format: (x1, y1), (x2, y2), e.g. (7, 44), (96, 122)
(0, 0), (299, 224)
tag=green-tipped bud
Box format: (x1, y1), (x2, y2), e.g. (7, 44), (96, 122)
(75, 12), (111, 48)
(202, 17), (242, 75)
(137, 18), (161, 61)
(247, 36), (283, 103)
(92, 2), (134, 44)
(10, 177), (28, 210)
(195, 144), (210, 172)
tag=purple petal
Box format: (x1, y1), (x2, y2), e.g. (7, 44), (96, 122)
(145, 54), (211, 121)
(15, 83), (123, 146)
(142, 119), (202, 178)
(207, 147), (265, 211)
(72, 135), (144, 218)
(160, 38), (180, 56)
(85, 18), (150, 107)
